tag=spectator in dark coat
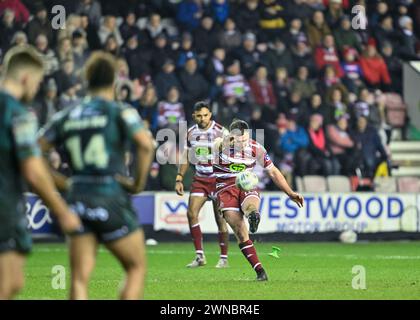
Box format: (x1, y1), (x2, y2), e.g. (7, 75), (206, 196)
(261, 38), (295, 78)
(26, 3), (53, 45)
(193, 14), (220, 58)
(292, 39), (317, 77)
(80, 13), (102, 50)
(150, 33), (175, 74)
(274, 67), (292, 113)
(283, 18), (308, 49)
(333, 15), (362, 53)
(205, 47), (226, 100)
(301, 93), (330, 127)
(218, 18), (242, 53)
(351, 116), (388, 178)
(234, 0), (260, 34)
(132, 84), (159, 134)
(0, 9), (21, 53)
(123, 33), (152, 80)
(284, 0), (314, 22)
(373, 15), (399, 52)
(119, 11), (143, 43)
(381, 41), (403, 93)
(178, 57), (209, 120)
(234, 32), (261, 79)
(153, 59), (182, 100)
(33, 78), (59, 127)
(397, 16), (420, 61)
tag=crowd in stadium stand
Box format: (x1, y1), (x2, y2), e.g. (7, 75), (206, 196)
(1, 0), (419, 191)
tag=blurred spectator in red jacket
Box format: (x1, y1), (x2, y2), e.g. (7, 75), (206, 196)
(249, 65), (276, 108)
(359, 38), (391, 90)
(315, 34), (344, 78)
(0, 0), (29, 24)
(249, 65), (277, 121)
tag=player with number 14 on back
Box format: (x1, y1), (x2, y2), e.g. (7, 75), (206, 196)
(38, 52), (155, 300)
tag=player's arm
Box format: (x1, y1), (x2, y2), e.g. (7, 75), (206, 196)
(266, 165), (304, 208)
(114, 105), (155, 194)
(21, 156), (81, 233)
(256, 146), (303, 208)
(117, 129), (155, 194)
(38, 137), (71, 192)
(175, 148), (189, 196)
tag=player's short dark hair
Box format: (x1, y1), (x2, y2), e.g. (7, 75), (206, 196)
(229, 119), (249, 135)
(2, 45), (44, 78)
(84, 51), (117, 91)
(193, 101), (211, 113)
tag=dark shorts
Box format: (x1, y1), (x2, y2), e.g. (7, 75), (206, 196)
(216, 184), (260, 213)
(66, 191), (140, 243)
(190, 176), (216, 200)
(0, 215), (32, 255)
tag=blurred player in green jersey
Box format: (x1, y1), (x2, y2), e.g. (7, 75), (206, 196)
(38, 52), (155, 300)
(0, 46), (81, 299)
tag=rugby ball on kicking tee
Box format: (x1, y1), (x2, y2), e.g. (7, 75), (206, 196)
(235, 171), (259, 192)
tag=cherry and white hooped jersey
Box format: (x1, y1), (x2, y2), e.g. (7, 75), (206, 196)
(213, 139), (274, 187)
(186, 121), (226, 177)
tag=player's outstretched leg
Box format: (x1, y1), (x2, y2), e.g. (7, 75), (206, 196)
(0, 252), (26, 299)
(69, 233), (98, 300)
(242, 197), (261, 234)
(213, 205), (229, 268)
(105, 229), (147, 300)
(186, 196), (208, 268)
(222, 210), (268, 281)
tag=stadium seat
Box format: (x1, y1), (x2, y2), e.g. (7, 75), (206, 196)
(374, 177), (397, 193)
(397, 177), (420, 193)
(302, 176), (327, 192)
(326, 175), (352, 192)
(295, 176), (304, 192)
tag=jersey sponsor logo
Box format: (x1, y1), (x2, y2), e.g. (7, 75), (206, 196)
(70, 202), (109, 222)
(195, 146), (211, 157)
(229, 163), (246, 172)
(25, 198), (53, 231)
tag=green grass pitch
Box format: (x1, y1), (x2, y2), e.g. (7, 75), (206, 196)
(18, 241), (420, 300)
